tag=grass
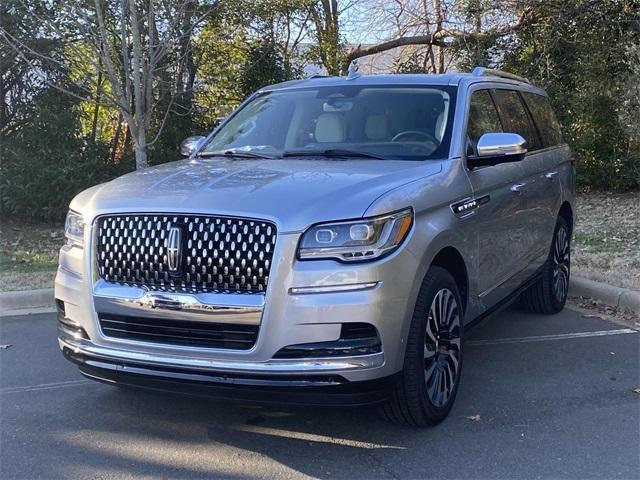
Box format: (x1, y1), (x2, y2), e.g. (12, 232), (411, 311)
(573, 191), (640, 291)
(0, 191), (638, 292)
(0, 219), (63, 291)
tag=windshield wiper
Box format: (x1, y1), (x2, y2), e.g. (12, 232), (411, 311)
(282, 149), (386, 160)
(198, 149), (277, 159)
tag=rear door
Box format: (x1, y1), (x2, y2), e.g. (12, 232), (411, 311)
(521, 91), (571, 248)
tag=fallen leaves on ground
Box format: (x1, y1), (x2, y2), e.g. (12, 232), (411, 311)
(466, 414), (481, 421)
(569, 296), (638, 328)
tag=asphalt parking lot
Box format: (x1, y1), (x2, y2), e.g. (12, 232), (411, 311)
(1, 306), (638, 479)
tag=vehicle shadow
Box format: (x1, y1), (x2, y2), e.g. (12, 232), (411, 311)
(87, 387), (418, 478)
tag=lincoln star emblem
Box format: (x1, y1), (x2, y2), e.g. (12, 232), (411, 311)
(167, 226), (182, 273)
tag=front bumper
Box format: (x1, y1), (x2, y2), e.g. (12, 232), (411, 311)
(55, 226), (424, 390)
(61, 335), (397, 406)
(58, 329), (384, 376)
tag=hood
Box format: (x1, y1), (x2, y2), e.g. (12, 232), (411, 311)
(73, 157), (443, 232)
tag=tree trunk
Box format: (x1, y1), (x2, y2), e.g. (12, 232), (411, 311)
(90, 67), (103, 144)
(110, 113), (123, 163)
(134, 131), (148, 169)
(311, 1), (342, 75)
(123, 123), (132, 160)
(433, 0), (444, 73)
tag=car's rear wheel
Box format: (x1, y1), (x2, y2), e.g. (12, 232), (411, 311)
(520, 216), (571, 314)
(379, 267), (463, 427)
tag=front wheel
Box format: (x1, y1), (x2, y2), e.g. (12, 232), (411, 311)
(379, 267), (463, 427)
(520, 216), (571, 314)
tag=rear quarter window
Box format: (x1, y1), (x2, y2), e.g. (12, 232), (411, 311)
(522, 92), (564, 148)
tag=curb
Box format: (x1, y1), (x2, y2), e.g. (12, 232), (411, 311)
(0, 276), (638, 317)
(569, 276), (640, 316)
(0, 288), (55, 316)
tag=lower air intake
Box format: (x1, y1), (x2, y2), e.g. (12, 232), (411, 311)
(98, 314), (259, 350)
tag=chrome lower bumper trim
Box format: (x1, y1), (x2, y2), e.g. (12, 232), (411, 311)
(93, 280), (264, 325)
(59, 334), (385, 374)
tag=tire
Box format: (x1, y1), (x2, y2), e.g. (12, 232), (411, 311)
(379, 266), (464, 427)
(520, 216), (571, 314)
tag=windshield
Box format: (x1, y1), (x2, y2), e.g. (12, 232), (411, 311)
(200, 85), (456, 160)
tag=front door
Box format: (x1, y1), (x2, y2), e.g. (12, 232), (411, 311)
(463, 88), (530, 308)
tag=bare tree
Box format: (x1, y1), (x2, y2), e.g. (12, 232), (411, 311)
(354, 0), (449, 74)
(0, 0), (217, 169)
(339, 0), (537, 74)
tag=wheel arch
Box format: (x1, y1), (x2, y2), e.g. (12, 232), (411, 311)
(558, 201), (574, 235)
(429, 246), (469, 315)
(393, 225), (475, 370)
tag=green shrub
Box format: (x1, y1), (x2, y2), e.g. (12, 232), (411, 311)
(1, 144), (134, 222)
(0, 88), (134, 222)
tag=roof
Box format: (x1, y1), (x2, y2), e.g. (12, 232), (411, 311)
(262, 73), (468, 91)
(261, 70), (538, 93)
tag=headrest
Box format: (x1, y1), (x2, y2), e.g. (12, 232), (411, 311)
(365, 114), (389, 141)
(315, 113), (345, 143)
(435, 111), (446, 141)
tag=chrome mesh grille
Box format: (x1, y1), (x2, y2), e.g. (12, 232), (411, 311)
(95, 214), (276, 294)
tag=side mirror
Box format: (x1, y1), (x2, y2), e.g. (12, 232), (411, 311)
(468, 133), (527, 169)
(180, 136), (206, 157)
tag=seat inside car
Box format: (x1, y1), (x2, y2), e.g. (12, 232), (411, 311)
(314, 113), (345, 143)
(365, 114), (390, 141)
(435, 109), (446, 141)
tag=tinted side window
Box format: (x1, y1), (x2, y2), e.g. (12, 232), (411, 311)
(522, 92), (564, 147)
(467, 90), (502, 153)
(491, 89), (541, 151)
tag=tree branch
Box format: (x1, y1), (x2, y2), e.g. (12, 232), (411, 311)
(341, 6), (535, 73)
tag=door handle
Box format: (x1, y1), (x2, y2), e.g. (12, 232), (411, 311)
(510, 182), (527, 194)
(545, 171), (559, 180)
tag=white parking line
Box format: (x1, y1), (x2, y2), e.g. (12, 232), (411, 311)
(0, 307), (56, 317)
(235, 424), (406, 450)
(0, 379), (95, 395)
(467, 328), (638, 346)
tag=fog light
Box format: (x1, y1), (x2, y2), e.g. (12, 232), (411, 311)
(273, 323), (381, 358)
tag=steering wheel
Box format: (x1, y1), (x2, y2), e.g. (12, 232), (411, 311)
(391, 130), (439, 144)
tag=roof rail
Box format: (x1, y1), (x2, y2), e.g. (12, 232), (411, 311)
(472, 66), (530, 84)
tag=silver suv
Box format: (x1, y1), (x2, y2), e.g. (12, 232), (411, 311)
(56, 67), (575, 426)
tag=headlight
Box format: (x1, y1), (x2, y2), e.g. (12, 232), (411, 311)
(64, 210), (84, 247)
(298, 208), (413, 262)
